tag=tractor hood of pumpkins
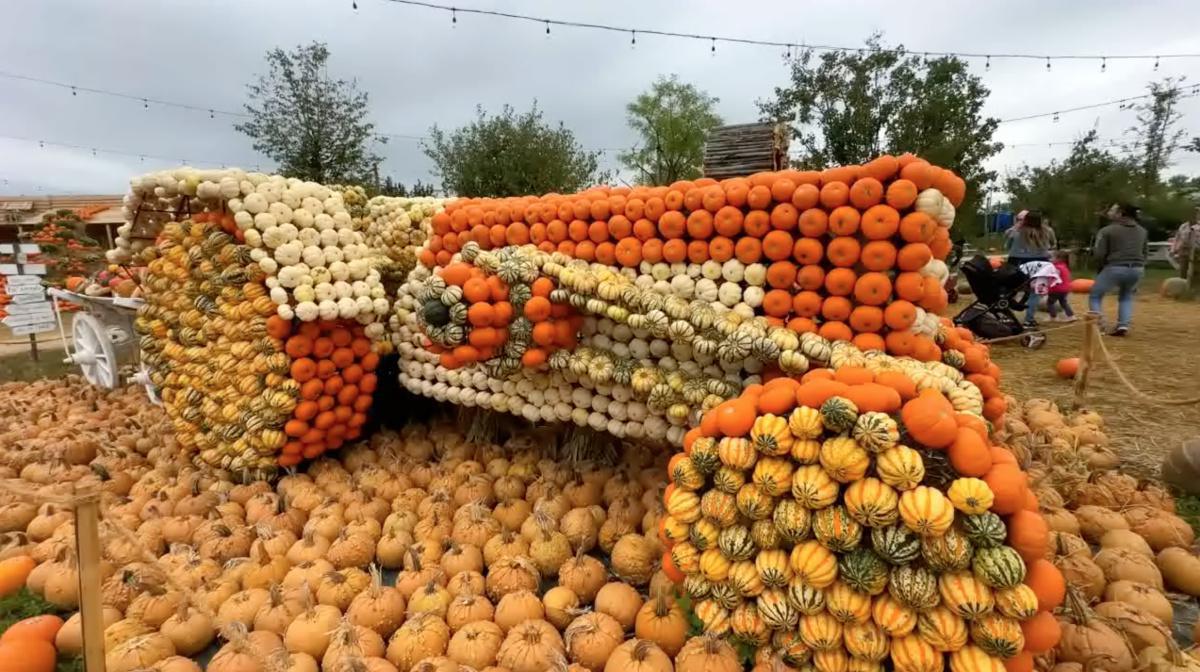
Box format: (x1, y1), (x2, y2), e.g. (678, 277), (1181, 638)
(1, 154), (1198, 672)
(393, 155), (1000, 448)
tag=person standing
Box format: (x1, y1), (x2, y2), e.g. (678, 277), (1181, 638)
(1169, 205), (1200, 279)
(1089, 203), (1148, 336)
(1005, 210), (1056, 326)
(1046, 250), (1076, 322)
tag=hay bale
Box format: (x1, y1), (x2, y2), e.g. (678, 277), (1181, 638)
(1161, 277), (1189, 299)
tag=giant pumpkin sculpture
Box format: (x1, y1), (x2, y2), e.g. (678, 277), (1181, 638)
(391, 154), (1055, 666)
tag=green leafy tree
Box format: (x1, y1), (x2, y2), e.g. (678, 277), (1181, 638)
(424, 104), (607, 197)
(758, 35), (1002, 223)
(1003, 131), (1195, 243)
(619, 75), (723, 184)
(374, 176), (438, 198)
(236, 42), (384, 184)
(1003, 132), (1138, 244)
(1124, 77), (1187, 197)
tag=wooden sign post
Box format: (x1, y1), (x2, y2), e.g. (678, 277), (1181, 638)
(0, 243), (54, 360)
(1072, 312), (1100, 409)
(73, 488), (107, 672)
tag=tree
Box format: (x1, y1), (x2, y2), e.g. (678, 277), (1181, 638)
(619, 75), (723, 184)
(758, 35), (1002, 222)
(236, 42), (384, 184)
(1124, 77), (1187, 196)
(374, 176), (438, 198)
(424, 104), (607, 197)
(1003, 131), (1194, 243)
(1003, 132), (1138, 244)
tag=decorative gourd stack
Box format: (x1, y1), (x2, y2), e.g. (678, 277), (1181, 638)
(127, 168), (443, 474)
(659, 342), (1065, 671)
(395, 154), (1006, 446)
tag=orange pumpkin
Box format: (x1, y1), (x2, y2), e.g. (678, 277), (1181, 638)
(947, 427), (992, 477)
(0, 616), (63, 644)
(1054, 357), (1079, 379)
(1019, 611), (1061, 654)
(900, 390), (958, 449)
(983, 464), (1027, 515)
(1006, 510), (1049, 562)
(0, 639), (55, 672)
(0, 556), (36, 598)
(1023, 560), (1065, 611)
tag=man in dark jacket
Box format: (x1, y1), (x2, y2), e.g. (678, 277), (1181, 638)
(1088, 203), (1148, 336)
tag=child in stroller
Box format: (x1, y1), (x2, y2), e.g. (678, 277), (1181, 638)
(953, 256), (1047, 348)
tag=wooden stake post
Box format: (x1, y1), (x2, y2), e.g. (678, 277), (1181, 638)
(1073, 312), (1100, 409)
(73, 488), (107, 672)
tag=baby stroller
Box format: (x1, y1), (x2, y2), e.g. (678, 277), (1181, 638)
(953, 256), (1046, 348)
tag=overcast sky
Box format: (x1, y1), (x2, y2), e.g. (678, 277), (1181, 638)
(2, 0), (1198, 199)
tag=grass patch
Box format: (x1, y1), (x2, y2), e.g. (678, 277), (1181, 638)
(0, 351), (76, 382)
(0, 589), (83, 672)
(1175, 493), (1200, 538)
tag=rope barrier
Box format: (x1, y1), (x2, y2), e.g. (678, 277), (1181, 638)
(1092, 326), (1200, 406)
(0, 478), (85, 506)
(977, 321), (1081, 344)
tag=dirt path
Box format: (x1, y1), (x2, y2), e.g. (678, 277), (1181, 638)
(983, 292), (1200, 479)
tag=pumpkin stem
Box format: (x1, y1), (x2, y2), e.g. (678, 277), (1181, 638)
(631, 638), (656, 661)
(1062, 587), (1093, 625)
(652, 590), (676, 617)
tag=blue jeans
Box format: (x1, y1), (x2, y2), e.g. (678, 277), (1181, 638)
(1024, 292), (1041, 324)
(1089, 265), (1144, 328)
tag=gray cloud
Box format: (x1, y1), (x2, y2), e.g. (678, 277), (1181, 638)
(1, 0), (1197, 196)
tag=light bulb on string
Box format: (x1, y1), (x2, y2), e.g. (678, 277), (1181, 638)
(1154, 56), (1160, 71)
(1101, 57), (1106, 73)
(985, 55), (991, 71)
(209, 109), (214, 119)
(142, 98), (148, 109)
(630, 31), (636, 48)
(711, 37), (716, 56)
(1053, 112), (1060, 123)
(352, 0), (357, 8)
(451, 8), (456, 26)
(38, 141), (44, 148)
(70, 86), (76, 96)
(545, 20), (550, 36)
(1046, 57), (1051, 72)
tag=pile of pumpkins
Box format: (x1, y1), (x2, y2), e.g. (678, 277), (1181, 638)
(658, 347), (1064, 672)
(1000, 398), (1200, 672)
(0, 375), (761, 672)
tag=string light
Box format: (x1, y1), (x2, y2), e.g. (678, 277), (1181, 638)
(1101, 57), (1107, 73)
(0, 133), (252, 168)
(710, 37), (716, 56)
(997, 83), (1200, 123)
(630, 30), (635, 48)
(377, 0), (1200, 66)
(545, 20), (550, 35)
(1045, 57), (1051, 72)
(451, 7), (456, 25)
(985, 55), (991, 71)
